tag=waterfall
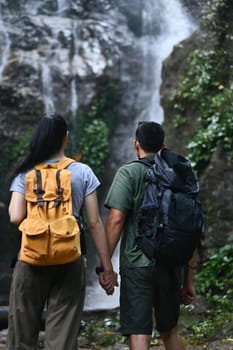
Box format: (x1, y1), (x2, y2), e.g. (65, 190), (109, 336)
(69, 25), (79, 153)
(41, 62), (55, 115)
(57, 0), (68, 15)
(139, 0), (196, 124)
(0, 20), (10, 82)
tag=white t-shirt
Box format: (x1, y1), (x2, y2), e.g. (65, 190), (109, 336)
(10, 161), (100, 218)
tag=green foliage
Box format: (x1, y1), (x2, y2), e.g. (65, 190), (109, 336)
(87, 83), (120, 131)
(68, 83), (120, 180)
(78, 119), (109, 181)
(185, 243), (233, 342)
(0, 129), (32, 200)
(8, 128), (32, 162)
(196, 243), (233, 311)
(202, 0), (233, 39)
(187, 313), (231, 343)
(173, 48), (233, 171)
(69, 83), (120, 143)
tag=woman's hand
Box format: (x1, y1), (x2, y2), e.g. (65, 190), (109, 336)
(98, 270), (118, 295)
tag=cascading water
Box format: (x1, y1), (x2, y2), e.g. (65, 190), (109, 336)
(0, 1), (80, 117)
(56, 0), (68, 15)
(0, 19), (10, 82)
(70, 25), (79, 153)
(41, 62), (55, 114)
(139, 0), (196, 124)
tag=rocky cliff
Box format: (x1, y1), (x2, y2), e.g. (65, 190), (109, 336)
(160, 0), (233, 252)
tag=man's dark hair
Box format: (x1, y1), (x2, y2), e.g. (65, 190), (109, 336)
(135, 121), (165, 153)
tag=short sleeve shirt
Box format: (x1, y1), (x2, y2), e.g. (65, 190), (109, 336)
(10, 160), (100, 218)
(105, 156), (155, 270)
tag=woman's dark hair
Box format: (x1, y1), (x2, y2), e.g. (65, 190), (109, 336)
(135, 121), (165, 153)
(8, 114), (68, 186)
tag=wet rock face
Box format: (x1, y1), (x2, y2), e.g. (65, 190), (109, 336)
(160, 28), (233, 252)
(0, 0), (128, 121)
(0, 0), (145, 310)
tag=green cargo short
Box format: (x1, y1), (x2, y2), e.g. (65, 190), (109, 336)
(120, 264), (182, 334)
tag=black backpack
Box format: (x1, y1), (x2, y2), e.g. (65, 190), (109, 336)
(135, 149), (206, 266)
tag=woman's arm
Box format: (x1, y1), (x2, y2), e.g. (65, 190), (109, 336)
(84, 191), (118, 292)
(9, 192), (26, 225)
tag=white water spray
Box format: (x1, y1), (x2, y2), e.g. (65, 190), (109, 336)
(0, 20), (11, 82)
(139, 0), (196, 124)
(57, 0), (68, 15)
(41, 62), (55, 115)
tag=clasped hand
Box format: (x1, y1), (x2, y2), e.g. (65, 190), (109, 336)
(98, 270), (119, 295)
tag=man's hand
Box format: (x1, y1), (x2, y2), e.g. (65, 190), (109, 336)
(181, 284), (196, 305)
(98, 271), (118, 295)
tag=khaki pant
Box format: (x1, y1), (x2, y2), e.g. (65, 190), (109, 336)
(7, 258), (85, 350)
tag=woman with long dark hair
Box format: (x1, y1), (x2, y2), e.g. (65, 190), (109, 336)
(7, 114), (117, 350)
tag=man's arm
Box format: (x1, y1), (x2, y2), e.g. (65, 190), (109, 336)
(182, 254), (196, 305)
(105, 208), (126, 257)
(98, 208), (125, 294)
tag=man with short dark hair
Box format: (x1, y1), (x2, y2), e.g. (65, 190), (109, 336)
(102, 122), (196, 350)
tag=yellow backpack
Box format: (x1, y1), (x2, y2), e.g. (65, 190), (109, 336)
(19, 157), (81, 265)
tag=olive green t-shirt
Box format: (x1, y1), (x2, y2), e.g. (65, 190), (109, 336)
(105, 155), (155, 271)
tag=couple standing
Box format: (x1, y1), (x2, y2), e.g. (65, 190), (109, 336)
(7, 114), (196, 350)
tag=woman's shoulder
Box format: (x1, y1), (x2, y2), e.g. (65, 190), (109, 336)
(67, 161), (92, 172)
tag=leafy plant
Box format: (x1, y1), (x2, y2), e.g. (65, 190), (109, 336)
(183, 243), (233, 342)
(173, 47), (233, 171)
(202, 0), (233, 40)
(196, 243), (233, 311)
(8, 127), (32, 162)
(68, 83), (121, 179)
(78, 119), (109, 181)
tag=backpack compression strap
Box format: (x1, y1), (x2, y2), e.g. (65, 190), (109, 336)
(34, 168), (66, 209)
(33, 157), (75, 208)
(34, 170), (44, 207)
(54, 169), (63, 208)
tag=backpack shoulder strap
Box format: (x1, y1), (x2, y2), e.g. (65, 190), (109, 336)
(34, 157), (75, 170)
(132, 158), (154, 167)
(159, 148), (199, 194)
(56, 157), (75, 170)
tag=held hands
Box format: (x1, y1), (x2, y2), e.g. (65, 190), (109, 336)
(98, 270), (118, 295)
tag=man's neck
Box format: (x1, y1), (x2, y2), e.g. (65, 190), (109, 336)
(138, 151), (155, 159)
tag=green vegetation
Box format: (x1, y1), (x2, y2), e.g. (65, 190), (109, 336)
(172, 1), (233, 335)
(68, 83), (120, 181)
(172, 0), (233, 172)
(8, 128), (32, 162)
(173, 47), (233, 172)
(79, 119), (109, 180)
(196, 243), (233, 312)
(185, 243), (233, 342)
